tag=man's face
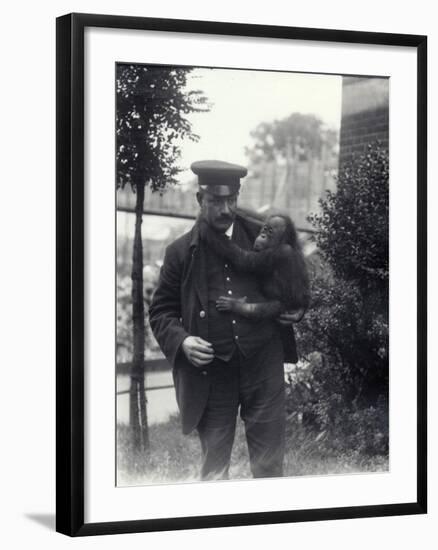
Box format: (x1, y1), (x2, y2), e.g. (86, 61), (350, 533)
(197, 191), (238, 233)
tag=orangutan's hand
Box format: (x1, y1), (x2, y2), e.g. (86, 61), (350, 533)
(277, 308), (305, 325)
(216, 296), (247, 312)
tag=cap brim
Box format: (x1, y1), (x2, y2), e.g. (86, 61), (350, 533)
(199, 184), (240, 197)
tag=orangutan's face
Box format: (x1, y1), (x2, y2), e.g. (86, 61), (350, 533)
(254, 216), (287, 251)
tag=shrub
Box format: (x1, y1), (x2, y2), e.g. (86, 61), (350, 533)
(290, 143), (389, 457)
(308, 142), (389, 291)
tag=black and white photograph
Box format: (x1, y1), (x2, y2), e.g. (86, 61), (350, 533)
(1, 0), (433, 545)
(115, 64), (389, 486)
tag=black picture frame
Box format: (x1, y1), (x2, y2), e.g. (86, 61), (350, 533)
(56, 12), (427, 537)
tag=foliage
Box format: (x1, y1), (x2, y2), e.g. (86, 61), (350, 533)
(116, 64), (209, 192)
(296, 273), (389, 405)
(286, 356), (389, 458)
(117, 414), (387, 486)
(246, 112), (338, 164)
(116, 274), (133, 363)
(308, 143), (389, 289)
(116, 270), (162, 363)
(116, 63), (209, 451)
(290, 143), (389, 457)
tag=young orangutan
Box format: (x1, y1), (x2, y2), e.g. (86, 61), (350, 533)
(200, 213), (310, 322)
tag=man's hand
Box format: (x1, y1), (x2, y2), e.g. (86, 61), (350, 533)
(181, 336), (215, 367)
(277, 307), (305, 326)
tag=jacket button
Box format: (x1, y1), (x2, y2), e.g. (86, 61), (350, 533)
(201, 370), (207, 375)
(199, 310), (206, 318)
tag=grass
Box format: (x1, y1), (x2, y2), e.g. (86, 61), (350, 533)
(117, 414), (388, 486)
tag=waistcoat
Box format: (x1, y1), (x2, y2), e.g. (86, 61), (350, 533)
(204, 222), (275, 362)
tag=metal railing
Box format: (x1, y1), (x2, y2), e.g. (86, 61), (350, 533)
(116, 358), (173, 395)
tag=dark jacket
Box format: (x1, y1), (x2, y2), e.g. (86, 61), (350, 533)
(149, 213), (298, 434)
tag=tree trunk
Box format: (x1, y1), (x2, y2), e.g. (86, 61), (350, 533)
(129, 180), (149, 452)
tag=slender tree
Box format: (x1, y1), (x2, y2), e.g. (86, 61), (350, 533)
(116, 64), (208, 452)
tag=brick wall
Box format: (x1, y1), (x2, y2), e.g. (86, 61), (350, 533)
(339, 77), (389, 166)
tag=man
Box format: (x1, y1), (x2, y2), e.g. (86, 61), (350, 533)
(149, 160), (299, 481)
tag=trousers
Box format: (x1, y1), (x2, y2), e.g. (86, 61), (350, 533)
(196, 335), (285, 481)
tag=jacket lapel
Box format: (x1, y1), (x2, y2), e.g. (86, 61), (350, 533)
(188, 221), (208, 313)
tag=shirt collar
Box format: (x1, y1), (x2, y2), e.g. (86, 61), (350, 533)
(225, 223), (234, 239)
(190, 219), (235, 249)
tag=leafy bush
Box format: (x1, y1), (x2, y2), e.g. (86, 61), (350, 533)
(290, 143), (389, 458)
(309, 142), (389, 289)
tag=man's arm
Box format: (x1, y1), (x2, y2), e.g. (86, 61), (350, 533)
(149, 244), (214, 368)
(149, 244), (195, 368)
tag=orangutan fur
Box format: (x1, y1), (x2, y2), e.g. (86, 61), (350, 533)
(200, 214), (310, 321)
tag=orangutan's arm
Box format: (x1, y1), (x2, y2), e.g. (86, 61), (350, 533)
(216, 296), (283, 320)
